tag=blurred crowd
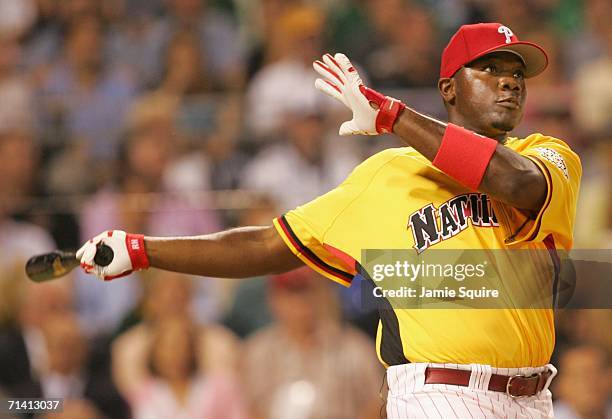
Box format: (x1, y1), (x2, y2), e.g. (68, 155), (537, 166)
(0, 0), (610, 418)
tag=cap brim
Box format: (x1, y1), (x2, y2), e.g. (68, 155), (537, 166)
(476, 42), (549, 78)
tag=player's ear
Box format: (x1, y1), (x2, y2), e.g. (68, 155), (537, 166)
(438, 77), (455, 106)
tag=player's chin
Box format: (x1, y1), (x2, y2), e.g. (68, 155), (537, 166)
(491, 112), (522, 133)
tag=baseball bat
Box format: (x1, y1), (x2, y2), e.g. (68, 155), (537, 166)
(25, 243), (114, 282)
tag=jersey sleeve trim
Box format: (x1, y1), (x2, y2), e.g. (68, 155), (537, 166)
(504, 155), (553, 245)
(273, 215), (354, 287)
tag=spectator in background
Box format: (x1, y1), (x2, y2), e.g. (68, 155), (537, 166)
(0, 0), (36, 40)
(241, 111), (359, 211)
(40, 313), (89, 398)
(0, 36), (35, 132)
(163, 95), (249, 226)
(231, 0), (278, 74)
(327, 0), (441, 93)
(574, 142), (612, 248)
(106, 0), (168, 87)
(512, 29), (580, 146)
(573, 22), (612, 140)
(152, 0), (244, 90)
(112, 271), (237, 378)
(199, 111), (249, 193)
(245, 4), (331, 140)
(553, 345), (611, 419)
(512, 28), (575, 143)
(157, 29), (213, 95)
(554, 311), (612, 367)
(147, 30), (246, 197)
(39, 312), (129, 418)
(0, 124), (81, 251)
(115, 314), (248, 419)
(22, 0), (97, 70)
(242, 268), (382, 419)
(22, 0), (125, 68)
(35, 15), (135, 162)
(485, 0), (537, 36)
(0, 130), (41, 217)
(364, 4), (440, 88)
(0, 130), (55, 324)
(363, 0), (405, 43)
(0, 280), (73, 399)
(564, 0), (612, 78)
(325, 0), (376, 68)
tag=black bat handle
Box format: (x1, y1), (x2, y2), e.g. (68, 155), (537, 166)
(93, 243), (114, 266)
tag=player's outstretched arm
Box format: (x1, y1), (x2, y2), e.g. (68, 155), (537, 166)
(314, 53), (546, 213)
(145, 226), (302, 277)
(76, 226), (303, 281)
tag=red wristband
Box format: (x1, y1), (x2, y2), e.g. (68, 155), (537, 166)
(359, 85), (406, 134)
(432, 124), (498, 190)
(376, 98), (406, 134)
(125, 233), (150, 271)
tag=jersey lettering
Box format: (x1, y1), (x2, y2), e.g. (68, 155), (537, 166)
(408, 193), (499, 253)
(407, 204), (441, 251)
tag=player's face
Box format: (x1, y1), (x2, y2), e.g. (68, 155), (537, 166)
(450, 52), (527, 139)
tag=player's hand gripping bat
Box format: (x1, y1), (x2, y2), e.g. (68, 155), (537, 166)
(25, 243), (114, 282)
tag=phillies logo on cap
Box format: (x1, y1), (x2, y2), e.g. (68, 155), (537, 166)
(497, 25), (514, 43)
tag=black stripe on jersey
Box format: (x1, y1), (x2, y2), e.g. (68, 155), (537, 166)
(358, 264), (409, 366)
(538, 163), (561, 308)
(279, 215), (354, 282)
(544, 235), (561, 308)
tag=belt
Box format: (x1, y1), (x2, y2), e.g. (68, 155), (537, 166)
(424, 367), (553, 398)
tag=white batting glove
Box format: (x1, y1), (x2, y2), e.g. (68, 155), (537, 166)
(76, 230), (149, 281)
(313, 53), (406, 136)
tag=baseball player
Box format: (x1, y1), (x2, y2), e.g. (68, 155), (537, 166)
(78, 23), (581, 418)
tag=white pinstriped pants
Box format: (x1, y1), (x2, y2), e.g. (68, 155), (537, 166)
(386, 363), (558, 419)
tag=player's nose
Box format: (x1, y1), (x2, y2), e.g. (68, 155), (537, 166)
(498, 75), (521, 92)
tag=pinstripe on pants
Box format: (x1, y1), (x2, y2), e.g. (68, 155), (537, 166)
(386, 363), (557, 419)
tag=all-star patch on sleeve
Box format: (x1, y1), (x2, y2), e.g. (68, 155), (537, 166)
(531, 147), (569, 179)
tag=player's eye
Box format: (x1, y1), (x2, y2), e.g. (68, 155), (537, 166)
(483, 64), (497, 73)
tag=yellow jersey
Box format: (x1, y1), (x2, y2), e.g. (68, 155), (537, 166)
(273, 134), (581, 368)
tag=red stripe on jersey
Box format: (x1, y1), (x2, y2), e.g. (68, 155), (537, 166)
(277, 216), (353, 284)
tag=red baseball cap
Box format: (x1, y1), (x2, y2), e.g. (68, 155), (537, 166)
(440, 23), (548, 79)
